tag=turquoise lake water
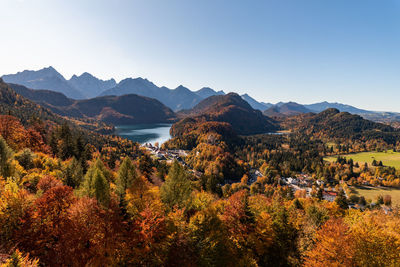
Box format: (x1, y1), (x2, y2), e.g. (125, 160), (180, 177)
(114, 123), (172, 145)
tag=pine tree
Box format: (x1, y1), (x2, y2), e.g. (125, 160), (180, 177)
(160, 160), (193, 210)
(293, 198), (303, 209)
(316, 187), (323, 201)
(57, 123), (75, 160)
(63, 157), (83, 188)
(335, 189), (348, 209)
(74, 135), (85, 160)
(0, 136), (13, 178)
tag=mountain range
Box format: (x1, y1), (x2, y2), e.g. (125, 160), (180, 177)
(2, 67), (116, 99)
(3, 67), (400, 123)
(9, 83), (176, 125)
(264, 102), (312, 117)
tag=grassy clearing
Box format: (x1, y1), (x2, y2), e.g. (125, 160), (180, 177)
(351, 186), (400, 206)
(325, 150), (400, 169)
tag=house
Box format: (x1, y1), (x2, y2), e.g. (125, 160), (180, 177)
(286, 177), (299, 185)
(323, 191), (338, 202)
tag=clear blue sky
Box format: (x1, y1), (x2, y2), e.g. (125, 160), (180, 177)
(1, 0), (399, 111)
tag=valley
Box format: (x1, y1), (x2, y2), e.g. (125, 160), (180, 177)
(1, 70), (400, 266)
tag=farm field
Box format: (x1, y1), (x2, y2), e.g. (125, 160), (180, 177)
(351, 186), (400, 206)
(325, 150), (400, 169)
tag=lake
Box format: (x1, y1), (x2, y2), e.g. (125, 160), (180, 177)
(114, 123), (172, 145)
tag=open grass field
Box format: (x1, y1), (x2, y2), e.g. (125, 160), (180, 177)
(325, 150), (400, 169)
(351, 186), (400, 206)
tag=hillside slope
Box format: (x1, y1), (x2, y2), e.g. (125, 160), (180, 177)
(174, 93), (277, 135)
(281, 108), (398, 142)
(8, 83), (176, 125)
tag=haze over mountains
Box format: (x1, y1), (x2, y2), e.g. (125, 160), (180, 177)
(3, 67), (400, 123)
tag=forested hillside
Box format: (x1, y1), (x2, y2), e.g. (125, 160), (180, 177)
(8, 83), (176, 125)
(282, 108), (399, 142)
(177, 93), (277, 135)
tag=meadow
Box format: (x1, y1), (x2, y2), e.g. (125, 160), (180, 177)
(325, 150), (400, 169)
(351, 186), (400, 206)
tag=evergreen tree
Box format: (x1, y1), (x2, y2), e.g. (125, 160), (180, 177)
(364, 162), (369, 171)
(14, 148), (34, 170)
(160, 160), (193, 210)
(358, 196), (367, 206)
(63, 157), (83, 188)
(0, 136), (13, 178)
(335, 189), (348, 209)
(57, 123), (75, 160)
(48, 130), (58, 156)
(316, 187), (324, 201)
(75, 135), (84, 157)
(376, 195), (384, 205)
(293, 198), (303, 209)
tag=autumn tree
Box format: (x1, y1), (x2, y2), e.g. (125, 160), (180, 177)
(80, 158), (112, 207)
(0, 179), (31, 248)
(304, 218), (355, 266)
(63, 197), (121, 266)
(383, 195), (392, 206)
(18, 186), (75, 266)
(116, 157), (137, 204)
(93, 169), (110, 207)
(0, 115), (26, 149)
(2, 249), (39, 267)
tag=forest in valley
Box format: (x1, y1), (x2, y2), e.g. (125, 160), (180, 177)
(2, 104), (400, 266)
(1, 79), (400, 266)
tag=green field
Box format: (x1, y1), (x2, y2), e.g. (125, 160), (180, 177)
(325, 150), (400, 169)
(351, 186), (400, 206)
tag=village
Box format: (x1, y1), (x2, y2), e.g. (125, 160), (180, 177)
(144, 143), (394, 212)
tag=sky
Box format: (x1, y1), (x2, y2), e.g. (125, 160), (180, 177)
(0, 0), (399, 111)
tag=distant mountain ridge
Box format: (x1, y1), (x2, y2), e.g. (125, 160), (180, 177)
(69, 72), (116, 98)
(2, 67), (85, 99)
(2, 67), (116, 99)
(241, 94), (272, 111)
(304, 101), (374, 114)
(8, 83), (176, 125)
(264, 102), (312, 117)
(4, 67), (400, 122)
(262, 101), (400, 123)
(195, 87), (225, 99)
